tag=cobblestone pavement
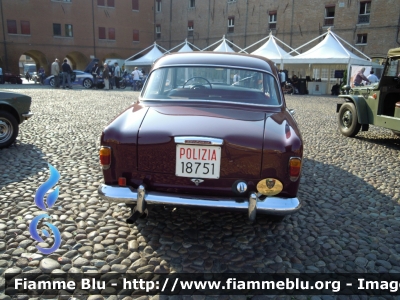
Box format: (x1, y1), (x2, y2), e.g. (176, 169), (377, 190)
(0, 88), (400, 300)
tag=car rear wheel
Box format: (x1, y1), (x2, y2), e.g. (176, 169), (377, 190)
(338, 102), (361, 137)
(0, 111), (19, 148)
(83, 78), (93, 89)
(49, 78), (55, 87)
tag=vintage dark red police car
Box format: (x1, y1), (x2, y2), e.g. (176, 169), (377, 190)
(98, 52), (303, 223)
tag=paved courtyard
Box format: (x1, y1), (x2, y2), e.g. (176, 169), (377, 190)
(0, 86), (400, 299)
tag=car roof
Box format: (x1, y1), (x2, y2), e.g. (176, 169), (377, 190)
(152, 52), (276, 73)
(388, 47), (400, 58)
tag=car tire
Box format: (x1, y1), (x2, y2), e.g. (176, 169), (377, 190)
(10, 78), (16, 84)
(0, 111), (19, 148)
(338, 102), (361, 137)
(49, 78), (55, 87)
(83, 78), (93, 89)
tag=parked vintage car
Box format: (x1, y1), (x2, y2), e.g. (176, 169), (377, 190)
(337, 47), (400, 137)
(98, 52), (303, 223)
(3, 72), (22, 84)
(44, 70), (103, 89)
(0, 92), (33, 148)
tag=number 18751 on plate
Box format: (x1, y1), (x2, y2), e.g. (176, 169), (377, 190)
(175, 145), (221, 179)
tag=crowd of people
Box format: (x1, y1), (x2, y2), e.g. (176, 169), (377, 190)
(24, 58), (146, 91)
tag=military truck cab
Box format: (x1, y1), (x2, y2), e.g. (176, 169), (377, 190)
(337, 47), (400, 137)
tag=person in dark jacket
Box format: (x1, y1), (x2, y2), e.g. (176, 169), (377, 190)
(91, 62), (100, 89)
(61, 59), (72, 89)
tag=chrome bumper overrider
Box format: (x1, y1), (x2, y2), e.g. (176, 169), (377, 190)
(98, 184), (301, 221)
(22, 112), (34, 120)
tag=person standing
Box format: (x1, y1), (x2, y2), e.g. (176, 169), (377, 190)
(367, 70), (379, 84)
(51, 58), (60, 88)
(353, 67), (370, 86)
(102, 63), (110, 90)
(38, 66), (45, 85)
(0, 66), (3, 84)
(108, 61), (115, 90)
(131, 67), (143, 91)
(114, 62), (121, 89)
(61, 59), (72, 89)
(91, 62), (100, 89)
(233, 72), (240, 84)
(280, 70), (286, 88)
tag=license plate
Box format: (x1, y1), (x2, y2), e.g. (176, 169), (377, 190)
(176, 145), (221, 179)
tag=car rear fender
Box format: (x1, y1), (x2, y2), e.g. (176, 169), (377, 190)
(337, 95), (369, 124)
(0, 103), (21, 124)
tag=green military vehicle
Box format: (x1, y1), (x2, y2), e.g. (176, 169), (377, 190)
(337, 47), (400, 137)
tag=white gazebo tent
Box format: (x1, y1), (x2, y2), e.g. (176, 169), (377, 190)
(203, 35), (247, 53)
(242, 32), (298, 68)
(168, 39), (201, 53)
(283, 29), (377, 94)
(125, 42), (168, 70)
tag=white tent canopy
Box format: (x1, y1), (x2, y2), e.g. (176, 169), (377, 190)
(283, 29), (372, 65)
(125, 42), (168, 67)
(243, 32), (297, 65)
(167, 39), (201, 53)
(203, 35), (246, 53)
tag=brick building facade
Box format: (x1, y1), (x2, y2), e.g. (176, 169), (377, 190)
(154, 0), (400, 59)
(0, 0), (154, 74)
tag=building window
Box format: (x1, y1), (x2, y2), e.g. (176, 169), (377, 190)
(188, 20), (194, 37)
(132, 0), (139, 10)
(156, 0), (161, 12)
(65, 24), (73, 37)
(189, 0), (195, 8)
(7, 20), (17, 34)
(97, 0), (105, 6)
(21, 21), (30, 35)
(108, 28), (115, 40)
(358, 1), (371, 24)
(156, 24), (161, 38)
(53, 23), (61, 36)
(133, 29), (139, 41)
(269, 11), (277, 30)
(356, 33), (367, 44)
(99, 27), (106, 39)
(324, 5), (335, 26)
(107, 0), (115, 7)
(228, 16), (234, 33)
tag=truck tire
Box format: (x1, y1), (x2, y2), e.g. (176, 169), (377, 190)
(338, 102), (361, 137)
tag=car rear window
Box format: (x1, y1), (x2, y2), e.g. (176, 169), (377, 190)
(142, 66), (281, 106)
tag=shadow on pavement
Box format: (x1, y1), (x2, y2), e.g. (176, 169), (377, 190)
(0, 142), (48, 190)
(127, 157), (400, 273)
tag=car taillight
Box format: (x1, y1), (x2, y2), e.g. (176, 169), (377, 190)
(289, 157), (302, 182)
(118, 177), (126, 187)
(99, 146), (111, 169)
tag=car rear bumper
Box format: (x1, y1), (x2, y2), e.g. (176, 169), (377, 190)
(98, 184), (301, 221)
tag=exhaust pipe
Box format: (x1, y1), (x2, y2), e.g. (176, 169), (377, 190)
(126, 186), (148, 224)
(126, 209), (142, 224)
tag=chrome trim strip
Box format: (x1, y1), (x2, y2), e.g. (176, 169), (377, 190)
(174, 136), (224, 145)
(141, 98), (282, 108)
(98, 184), (301, 216)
